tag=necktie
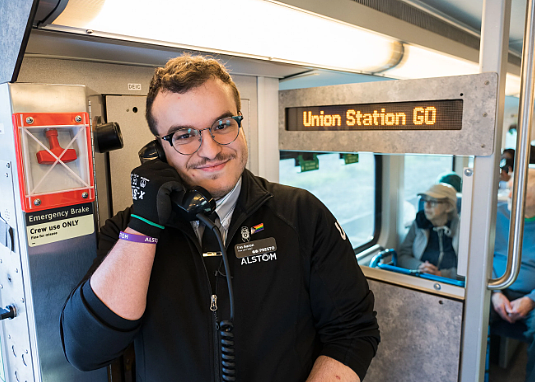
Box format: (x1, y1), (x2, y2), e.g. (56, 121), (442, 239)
(202, 212), (222, 291)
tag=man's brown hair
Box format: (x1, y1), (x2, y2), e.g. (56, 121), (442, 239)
(146, 54), (241, 135)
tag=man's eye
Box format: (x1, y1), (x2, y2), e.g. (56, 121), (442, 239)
(213, 120), (231, 131)
(174, 130), (194, 140)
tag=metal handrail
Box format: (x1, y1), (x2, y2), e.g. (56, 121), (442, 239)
(489, 0), (535, 290)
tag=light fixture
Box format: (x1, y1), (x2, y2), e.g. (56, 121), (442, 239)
(46, 0), (522, 95)
(49, 0), (398, 73)
(382, 44), (521, 96)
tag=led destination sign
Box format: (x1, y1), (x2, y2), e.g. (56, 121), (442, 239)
(286, 99), (463, 131)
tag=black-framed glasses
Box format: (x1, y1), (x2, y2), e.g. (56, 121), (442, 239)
(423, 198), (446, 208)
(160, 115), (243, 155)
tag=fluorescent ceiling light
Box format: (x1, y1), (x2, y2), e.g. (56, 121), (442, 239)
(385, 44), (480, 79)
(49, 0), (521, 95)
(383, 44), (521, 96)
(51, 0), (398, 73)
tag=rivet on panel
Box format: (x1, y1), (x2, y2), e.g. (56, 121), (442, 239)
(485, 80), (490, 85)
(483, 112), (488, 117)
(82, 192), (88, 199)
(86, 29), (94, 34)
(6, 163), (10, 168)
(433, 283), (441, 290)
(15, 268), (18, 273)
(25, 117), (34, 124)
(75, 116), (82, 123)
(33, 199), (41, 206)
(21, 298), (25, 303)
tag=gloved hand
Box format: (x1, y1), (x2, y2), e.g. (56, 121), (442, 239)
(128, 159), (185, 238)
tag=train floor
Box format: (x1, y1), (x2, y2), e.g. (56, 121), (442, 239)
(489, 341), (528, 382)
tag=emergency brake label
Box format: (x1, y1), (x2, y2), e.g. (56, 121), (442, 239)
(25, 203), (94, 247)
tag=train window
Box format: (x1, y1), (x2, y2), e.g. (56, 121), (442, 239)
(279, 151), (378, 250)
(402, 154), (454, 231)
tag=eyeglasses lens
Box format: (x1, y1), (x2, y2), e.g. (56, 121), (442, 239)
(424, 198), (442, 207)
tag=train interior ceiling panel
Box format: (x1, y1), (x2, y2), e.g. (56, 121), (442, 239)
(1, 0), (534, 381)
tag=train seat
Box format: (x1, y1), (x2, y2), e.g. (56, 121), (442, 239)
(489, 319), (529, 369)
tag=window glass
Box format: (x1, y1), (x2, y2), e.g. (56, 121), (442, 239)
(279, 152), (376, 249)
(402, 155), (454, 231)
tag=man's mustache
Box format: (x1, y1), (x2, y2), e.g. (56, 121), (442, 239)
(187, 153), (237, 170)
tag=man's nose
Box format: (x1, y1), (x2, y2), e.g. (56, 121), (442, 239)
(196, 128), (221, 158)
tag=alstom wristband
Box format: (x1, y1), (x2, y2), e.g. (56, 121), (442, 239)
(119, 231), (158, 244)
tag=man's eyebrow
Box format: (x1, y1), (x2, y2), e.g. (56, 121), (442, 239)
(164, 111), (236, 135)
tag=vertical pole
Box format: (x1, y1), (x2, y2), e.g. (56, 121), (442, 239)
(460, 0), (510, 381)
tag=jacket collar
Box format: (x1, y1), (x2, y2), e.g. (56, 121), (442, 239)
(167, 169), (273, 242)
(228, 169), (273, 237)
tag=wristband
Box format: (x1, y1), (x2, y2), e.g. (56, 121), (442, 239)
(119, 231), (158, 244)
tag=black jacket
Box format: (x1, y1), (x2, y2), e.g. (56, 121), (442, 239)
(60, 169), (379, 381)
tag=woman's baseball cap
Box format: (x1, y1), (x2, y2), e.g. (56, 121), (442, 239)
(418, 183), (457, 210)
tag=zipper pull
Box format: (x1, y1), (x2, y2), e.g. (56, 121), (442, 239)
(210, 295), (218, 312)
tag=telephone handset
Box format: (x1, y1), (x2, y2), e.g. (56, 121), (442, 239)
(138, 140), (216, 220)
(138, 140), (236, 381)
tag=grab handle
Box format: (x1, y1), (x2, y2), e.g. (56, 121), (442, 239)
(488, 0), (535, 290)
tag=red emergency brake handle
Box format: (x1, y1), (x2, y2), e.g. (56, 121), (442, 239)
(36, 128), (78, 165)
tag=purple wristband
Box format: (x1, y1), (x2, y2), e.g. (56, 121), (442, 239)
(119, 231), (158, 244)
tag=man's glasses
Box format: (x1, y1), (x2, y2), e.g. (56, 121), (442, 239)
(423, 198), (446, 208)
(160, 115), (243, 155)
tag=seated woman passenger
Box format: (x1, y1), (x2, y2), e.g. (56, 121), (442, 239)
(398, 183), (459, 279)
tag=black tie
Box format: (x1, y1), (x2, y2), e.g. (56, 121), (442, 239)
(202, 212), (222, 291)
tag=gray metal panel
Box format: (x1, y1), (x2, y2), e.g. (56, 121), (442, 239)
(0, 160), (35, 382)
(9, 83), (87, 113)
(0, 0), (35, 83)
(27, 230), (106, 382)
(0, 83), (107, 381)
(106, 95), (152, 216)
(366, 279), (463, 382)
(279, 73), (497, 156)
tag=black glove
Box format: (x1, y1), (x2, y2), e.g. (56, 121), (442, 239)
(128, 159), (185, 238)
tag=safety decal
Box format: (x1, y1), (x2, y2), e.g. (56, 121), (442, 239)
(26, 203), (94, 247)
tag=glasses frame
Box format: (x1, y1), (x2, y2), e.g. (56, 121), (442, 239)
(423, 198), (446, 208)
(160, 115), (243, 155)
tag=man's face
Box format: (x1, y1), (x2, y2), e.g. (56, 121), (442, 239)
(152, 78), (248, 199)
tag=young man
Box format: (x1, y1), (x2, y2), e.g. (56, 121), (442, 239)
(61, 55), (380, 382)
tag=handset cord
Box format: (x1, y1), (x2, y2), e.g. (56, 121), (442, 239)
(197, 213), (236, 382)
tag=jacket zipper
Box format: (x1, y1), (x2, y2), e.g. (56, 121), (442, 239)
(211, 294), (220, 381)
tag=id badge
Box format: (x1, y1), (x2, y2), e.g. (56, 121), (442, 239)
(234, 237), (277, 258)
